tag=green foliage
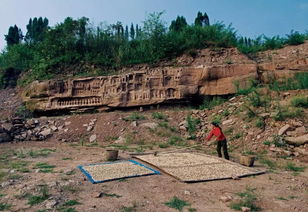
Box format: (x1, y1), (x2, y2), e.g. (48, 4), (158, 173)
(63, 200), (81, 207)
(35, 162), (56, 173)
(152, 112), (168, 120)
(59, 208), (77, 212)
(5, 25), (23, 46)
(27, 185), (49, 206)
(255, 118), (265, 129)
(168, 136), (185, 146)
(123, 112), (146, 121)
(230, 187), (261, 211)
(14, 104), (33, 119)
(25, 17), (49, 44)
(269, 72), (308, 91)
(165, 197), (190, 211)
(273, 105), (302, 121)
(285, 162), (305, 173)
(199, 96), (226, 110)
(260, 159), (276, 170)
(169, 16), (187, 32)
(263, 141), (271, 146)
(186, 115), (200, 138)
(290, 95), (308, 108)
(285, 31), (305, 45)
(0, 203), (11, 211)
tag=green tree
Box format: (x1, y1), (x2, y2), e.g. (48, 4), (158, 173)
(25, 17), (49, 44)
(5, 25), (23, 46)
(124, 25), (129, 40)
(194, 11), (210, 27)
(130, 23), (135, 40)
(169, 16), (187, 31)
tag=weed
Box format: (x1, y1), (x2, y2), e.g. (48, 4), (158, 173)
(255, 118), (265, 129)
(123, 112), (146, 121)
(211, 114), (222, 125)
(152, 112), (168, 120)
(234, 79), (258, 95)
(62, 158), (73, 160)
(269, 72), (308, 91)
(168, 136), (185, 146)
(158, 143), (170, 148)
(263, 141), (271, 146)
(272, 135), (286, 147)
(0, 194), (5, 198)
(285, 162), (305, 173)
(260, 159), (276, 170)
(222, 110), (230, 117)
(290, 95), (308, 108)
(188, 208), (197, 212)
(103, 193), (122, 198)
(158, 121), (169, 128)
(35, 162), (56, 173)
(230, 133), (243, 141)
(224, 127), (234, 135)
(0, 203), (11, 211)
(121, 202), (137, 212)
(199, 96), (226, 110)
(165, 196), (190, 211)
(104, 136), (119, 142)
(186, 115), (200, 138)
(63, 200), (81, 207)
(276, 197), (288, 201)
(27, 185), (49, 206)
(230, 187), (261, 211)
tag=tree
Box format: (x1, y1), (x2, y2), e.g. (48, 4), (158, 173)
(194, 11), (210, 27)
(142, 11), (166, 39)
(130, 23), (135, 40)
(5, 25), (23, 46)
(25, 17), (49, 44)
(169, 16), (187, 31)
(124, 25), (129, 40)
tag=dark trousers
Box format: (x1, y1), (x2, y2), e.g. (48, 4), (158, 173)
(217, 139), (229, 160)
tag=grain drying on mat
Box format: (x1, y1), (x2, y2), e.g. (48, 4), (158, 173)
(83, 161), (154, 182)
(135, 152), (264, 182)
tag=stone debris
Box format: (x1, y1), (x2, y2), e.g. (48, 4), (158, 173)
(140, 122), (158, 129)
(278, 124), (290, 136)
(89, 134), (97, 143)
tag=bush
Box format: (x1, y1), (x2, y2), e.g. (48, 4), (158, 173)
(123, 112), (146, 121)
(168, 136), (185, 146)
(255, 118), (265, 129)
(234, 79), (258, 96)
(165, 196), (190, 211)
(230, 187), (261, 211)
(186, 115), (200, 138)
(152, 112), (168, 120)
(274, 105), (302, 121)
(285, 31), (305, 45)
(290, 96), (308, 108)
(269, 72), (308, 91)
(199, 96), (226, 110)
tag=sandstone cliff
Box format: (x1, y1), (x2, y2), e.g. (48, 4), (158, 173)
(22, 43), (308, 112)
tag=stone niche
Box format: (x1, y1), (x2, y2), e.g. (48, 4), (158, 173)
(22, 48), (258, 112)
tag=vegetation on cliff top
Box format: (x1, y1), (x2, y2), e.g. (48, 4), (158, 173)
(0, 12), (307, 88)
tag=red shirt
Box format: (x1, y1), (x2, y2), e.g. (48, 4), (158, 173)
(206, 127), (226, 141)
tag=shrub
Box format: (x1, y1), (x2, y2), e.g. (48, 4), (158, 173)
(290, 96), (308, 108)
(285, 162), (305, 173)
(230, 187), (261, 211)
(27, 185), (49, 206)
(123, 112), (146, 121)
(269, 72), (308, 91)
(274, 105), (302, 121)
(168, 136), (185, 146)
(255, 118), (265, 129)
(186, 115), (200, 138)
(0, 203), (11, 211)
(234, 79), (258, 95)
(199, 96), (226, 110)
(152, 112), (168, 120)
(285, 31), (305, 45)
(165, 196), (190, 211)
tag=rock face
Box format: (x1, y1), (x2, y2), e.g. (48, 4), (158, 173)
(22, 48), (257, 112)
(256, 41), (308, 83)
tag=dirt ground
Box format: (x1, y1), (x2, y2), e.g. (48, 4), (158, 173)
(0, 137), (308, 212)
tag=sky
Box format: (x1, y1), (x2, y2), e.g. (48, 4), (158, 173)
(0, 0), (308, 50)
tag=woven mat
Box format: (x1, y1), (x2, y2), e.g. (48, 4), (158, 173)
(78, 160), (160, 183)
(134, 152), (265, 182)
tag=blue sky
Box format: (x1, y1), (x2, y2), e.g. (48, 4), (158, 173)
(0, 0), (308, 50)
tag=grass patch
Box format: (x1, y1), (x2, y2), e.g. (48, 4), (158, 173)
(168, 136), (186, 146)
(290, 95), (308, 108)
(230, 187), (261, 211)
(0, 203), (11, 211)
(123, 112), (146, 121)
(35, 162), (56, 173)
(186, 115), (200, 139)
(260, 159), (277, 170)
(158, 143), (170, 148)
(269, 72), (308, 91)
(103, 193), (122, 198)
(62, 158), (73, 160)
(62, 200), (81, 207)
(27, 185), (49, 206)
(285, 162), (305, 173)
(199, 96), (226, 110)
(61, 185), (80, 193)
(273, 105), (302, 121)
(59, 208), (77, 212)
(165, 196), (190, 211)
(152, 112), (168, 120)
(255, 118), (265, 129)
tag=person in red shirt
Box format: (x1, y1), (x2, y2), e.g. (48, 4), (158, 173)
(206, 122), (229, 160)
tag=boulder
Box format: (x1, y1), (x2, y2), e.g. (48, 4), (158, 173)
(89, 134), (97, 143)
(0, 131), (11, 143)
(222, 119), (233, 125)
(40, 129), (52, 137)
(284, 134), (308, 146)
(278, 124), (290, 136)
(140, 122), (158, 129)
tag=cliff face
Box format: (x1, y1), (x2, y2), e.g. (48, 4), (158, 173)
(256, 41), (308, 83)
(21, 43), (308, 112)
